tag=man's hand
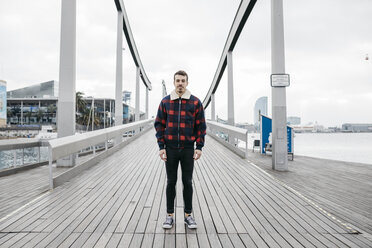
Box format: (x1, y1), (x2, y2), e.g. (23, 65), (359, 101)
(194, 150), (202, 161)
(159, 149), (167, 161)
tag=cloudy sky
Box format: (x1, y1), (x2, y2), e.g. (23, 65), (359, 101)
(0, 0), (371, 127)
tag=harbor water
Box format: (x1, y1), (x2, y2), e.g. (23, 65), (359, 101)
(248, 132), (372, 165)
(292, 132), (372, 165)
(2, 132), (372, 170)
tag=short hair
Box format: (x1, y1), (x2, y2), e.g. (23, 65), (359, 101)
(174, 70), (188, 82)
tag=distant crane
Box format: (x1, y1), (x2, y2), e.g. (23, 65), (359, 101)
(162, 80), (167, 98)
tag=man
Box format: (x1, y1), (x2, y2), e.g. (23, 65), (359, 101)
(154, 70), (206, 229)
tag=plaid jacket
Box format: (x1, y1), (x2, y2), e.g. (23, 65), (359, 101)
(154, 89), (206, 150)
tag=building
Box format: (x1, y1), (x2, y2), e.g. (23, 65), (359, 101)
(5, 81), (144, 129)
(7, 80), (58, 99)
(342, 123), (372, 132)
(253, 96), (268, 129)
(287, 116), (301, 125)
(0, 80), (6, 127)
(123, 90), (131, 105)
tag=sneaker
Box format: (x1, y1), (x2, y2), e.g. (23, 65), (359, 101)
(184, 215), (197, 229)
(162, 215), (174, 229)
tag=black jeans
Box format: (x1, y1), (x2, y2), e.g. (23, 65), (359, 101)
(165, 147), (194, 214)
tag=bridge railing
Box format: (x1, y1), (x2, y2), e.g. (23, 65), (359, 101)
(47, 119), (154, 189)
(0, 139), (48, 175)
(207, 120), (248, 158)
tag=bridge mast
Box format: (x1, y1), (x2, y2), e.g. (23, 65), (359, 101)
(271, 0), (288, 171)
(115, 10), (123, 145)
(57, 0), (77, 167)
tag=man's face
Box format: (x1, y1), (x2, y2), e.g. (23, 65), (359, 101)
(174, 74), (188, 95)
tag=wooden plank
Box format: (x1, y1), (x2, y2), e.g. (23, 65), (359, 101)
(217, 234), (234, 248)
(106, 233), (122, 248)
(117, 233), (133, 248)
(0, 233), (26, 248)
(186, 233), (198, 248)
(228, 233), (246, 248)
(205, 139), (343, 247)
(215, 149), (328, 247)
(207, 233), (222, 248)
(176, 207), (185, 234)
(10, 233), (39, 248)
(129, 233), (143, 248)
(238, 233), (258, 248)
(164, 234), (175, 248)
(144, 164), (166, 234)
(152, 233), (165, 248)
(141, 233), (154, 247)
(93, 233), (113, 248)
(21, 232), (48, 248)
(196, 233), (210, 248)
(176, 234), (187, 248)
(57, 233), (82, 248)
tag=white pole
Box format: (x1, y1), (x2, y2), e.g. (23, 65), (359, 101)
(271, 0), (288, 171)
(135, 67), (140, 122)
(20, 101), (23, 125)
(227, 51), (235, 126)
(49, 147), (53, 189)
(57, 0), (77, 167)
(211, 93), (215, 121)
(91, 97), (94, 131)
(145, 87), (149, 119)
(103, 99), (106, 129)
(115, 11), (123, 145)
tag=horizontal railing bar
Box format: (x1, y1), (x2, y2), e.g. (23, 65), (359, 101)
(48, 119), (153, 161)
(207, 120), (248, 141)
(0, 138), (43, 151)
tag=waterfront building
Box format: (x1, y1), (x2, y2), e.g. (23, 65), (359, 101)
(5, 81), (144, 129)
(342, 123), (372, 132)
(253, 96), (268, 130)
(287, 116), (301, 125)
(0, 80), (6, 127)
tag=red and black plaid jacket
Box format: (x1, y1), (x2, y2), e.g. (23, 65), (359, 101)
(154, 90), (206, 150)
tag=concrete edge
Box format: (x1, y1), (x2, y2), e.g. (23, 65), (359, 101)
(53, 126), (152, 188)
(0, 161), (49, 177)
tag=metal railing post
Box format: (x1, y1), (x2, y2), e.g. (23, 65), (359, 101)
(13, 150), (17, 167)
(135, 66), (140, 122)
(227, 51), (235, 126)
(211, 93), (215, 121)
(49, 147), (53, 189)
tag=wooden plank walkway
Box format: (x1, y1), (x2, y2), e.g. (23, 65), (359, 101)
(248, 150), (372, 236)
(0, 151), (103, 220)
(0, 129), (371, 247)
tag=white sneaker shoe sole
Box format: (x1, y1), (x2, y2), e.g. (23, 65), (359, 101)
(162, 224), (173, 229)
(185, 221), (197, 229)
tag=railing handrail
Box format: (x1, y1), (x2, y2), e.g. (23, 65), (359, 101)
(0, 138), (44, 151)
(202, 0), (257, 109)
(48, 119), (154, 161)
(207, 120), (248, 140)
(207, 120), (248, 158)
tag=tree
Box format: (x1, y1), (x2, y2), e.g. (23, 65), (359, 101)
(36, 108), (45, 123)
(76, 91), (86, 113)
(47, 104), (57, 122)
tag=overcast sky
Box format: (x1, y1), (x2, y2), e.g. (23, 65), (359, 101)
(0, 0), (371, 127)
